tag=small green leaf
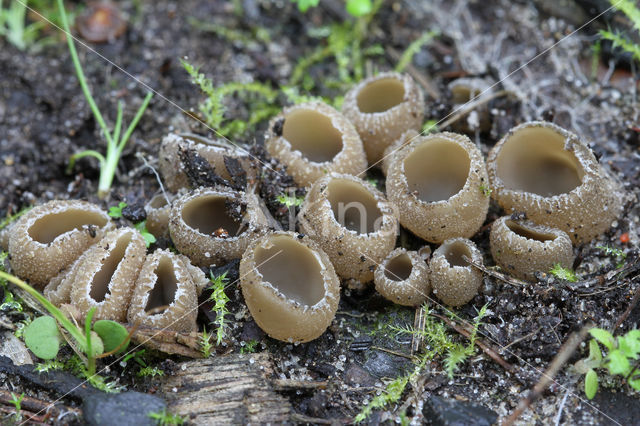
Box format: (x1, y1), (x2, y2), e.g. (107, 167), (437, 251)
(618, 334), (640, 359)
(346, 0), (372, 17)
(588, 339), (603, 363)
(93, 320), (130, 354)
(108, 202), (127, 218)
(88, 331), (104, 358)
(585, 369), (598, 399)
(291, 0), (320, 13)
(589, 328), (615, 350)
(24, 316), (61, 360)
(135, 220), (156, 248)
(606, 350), (630, 375)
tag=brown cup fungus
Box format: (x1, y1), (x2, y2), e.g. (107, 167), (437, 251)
(490, 216), (574, 281)
(298, 173), (398, 283)
(430, 238), (483, 307)
(487, 121), (623, 243)
(145, 194), (172, 238)
(265, 102), (367, 187)
(169, 187), (269, 267)
(159, 133), (254, 192)
(8, 200), (112, 288)
(239, 232), (340, 343)
(69, 228), (147, 322)
(386, 132), (490, 243)
(374, 248), (430, 306)
(448, 77), (492, 133)
(381, 129), (419, 176)
(342, 72), (424, 165)
(127, 249), (202, 333)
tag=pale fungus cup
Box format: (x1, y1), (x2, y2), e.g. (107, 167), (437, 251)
(145, 193), (172, 238)
(386, 132), (490, 243)
(239, 232), (340, 343)
(430, 238), (483, 307)
(487, 121), (623, 243)
(265, 102), (367, 187)
(490, 216), (574, 281)
(298, 173), (399, 283)
(169, 187), (269, 267)
(8, 200), (113, 288)
(127, 249), (205, 333)
(374, 248), (430, 306)
(342, 72), (424, 165)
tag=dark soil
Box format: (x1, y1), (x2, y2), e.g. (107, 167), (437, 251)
(1, 0), (639, 424)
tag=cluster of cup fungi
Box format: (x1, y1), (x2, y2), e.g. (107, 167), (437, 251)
(1, 72), (624, 344)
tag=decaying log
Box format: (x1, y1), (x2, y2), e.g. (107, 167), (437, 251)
(159, 353), (292, 424)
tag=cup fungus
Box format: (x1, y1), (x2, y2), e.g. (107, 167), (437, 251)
(490, 216), (574, 281)
(8, 200), (113, 288)
(69, 228), (147, 322)
(430, 238), (483, 307)
(169, 187), (269, 267)
(127, 249), (202, 333)
(342, 72), (424, 165)
(386, 132), (490, 243)
(298, 173), (399, 283)
(448, 77), (492, 133)
(159, 133), (254, 192)
(374, 248), (430, 306)
(145, 194), (172, 238)
(265, 102), (367, 187)
(487, 121), (623, 243)
(381, 129), (419, 176)
(239, 232), (340, 343)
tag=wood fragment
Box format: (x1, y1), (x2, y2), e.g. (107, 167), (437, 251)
(159, 353), (292, 424)
(0, 388), (81, 421)
(271, 379), (328, 391)
(127, 326), (204, 358)
(502, 325), (591, 426)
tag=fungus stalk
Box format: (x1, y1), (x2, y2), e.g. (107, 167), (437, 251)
(57, 0), (153, 199)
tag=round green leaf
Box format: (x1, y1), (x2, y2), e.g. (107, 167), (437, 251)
(346, 0), (372, 17)
(93, 320), (130, 354)
(585, 369), (598, 399)
(24, 316), (61, 360)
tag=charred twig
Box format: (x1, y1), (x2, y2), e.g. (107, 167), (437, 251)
(430, 313), (514, 373)
(386, 46), (440, 99)
(612, 283), (640, 333)
(503, 325), (591, 426)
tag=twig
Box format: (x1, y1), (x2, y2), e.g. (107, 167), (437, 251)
(503, 325), (591, 426)
(430, 313), (514, 373)
(271, 379), (328, 391)
(411, 306), (426, 355)
(370, 346), (415, 360)
(500, 328), (542, 352)
(463, 255), (527, 287)
(612, 283), (640, 333)
(386, 46), (440, 99)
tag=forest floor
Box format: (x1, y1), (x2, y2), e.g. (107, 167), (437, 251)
(0, 0), (639, 424)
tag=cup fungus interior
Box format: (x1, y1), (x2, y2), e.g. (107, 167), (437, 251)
(28, 209), (108, 244)
(182, 195), (242, 236)
(356, 77), (405, 113)
(254, 235), (325, 306)
(145, 256), (178, 314)
(442, 241), (472, 267)
(404, 139), (471, 202)
(451, 85), (480, 104)
(149, 195), (169, 209)
(89, 232), (132, 303)
(496, 127), (584, 196)
(282, 109), (343, 163)
(505, 220), (556, 242)
(326, 179), (383, 234)
(384, 253), (413, 281)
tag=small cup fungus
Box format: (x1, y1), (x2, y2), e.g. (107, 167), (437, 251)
(239, 232), (340, 343)
(8, 200), (113, 288)
(374, 248), (430, 306)
(448, 77), (492, 133)
(298, 173), (398, 283)
(169, 187), (269, 267)
(127, 249), (202, 333)
(145, 194), (172, 238)
(381, 129), (419, 176)
(487, 121), (623, 243)
(69, 228), (147, 322)
(490, 216), (574, 281)
(265, 102), (367, 187)
(386, 132), (490, 243)
(430, 238), (483, 307)
(159, 133), (254, 192)
(342, 72), (424, 165)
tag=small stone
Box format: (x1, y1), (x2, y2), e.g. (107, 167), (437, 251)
(422, 395), (498, 426)
(82, 391), (167, 426)
(344, 363), (376, 387)
(122, 203), (146, 222)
